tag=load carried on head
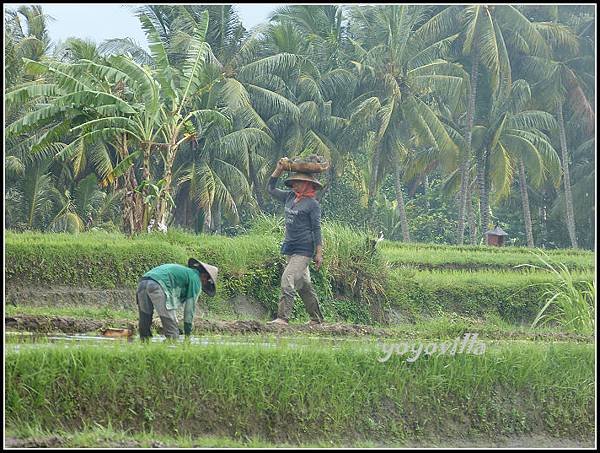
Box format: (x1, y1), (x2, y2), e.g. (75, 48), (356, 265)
(279, 154), (329, 173)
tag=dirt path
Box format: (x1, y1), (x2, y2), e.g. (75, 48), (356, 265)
(5, 314), (593, 342)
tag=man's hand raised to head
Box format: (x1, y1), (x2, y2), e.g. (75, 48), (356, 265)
(272, 158), (287, 178)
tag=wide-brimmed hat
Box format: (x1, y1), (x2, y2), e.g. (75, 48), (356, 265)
(188, 258), (218, 297)
(284, 172), (323, 190)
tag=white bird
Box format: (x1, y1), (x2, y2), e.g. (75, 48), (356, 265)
(376, 231), (384, 243)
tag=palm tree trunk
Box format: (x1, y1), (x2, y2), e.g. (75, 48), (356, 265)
(214, 202), (222, 234)
(518, 158), (534, 247)
(483, 147), (492, 233)
(248, 154), (264, 211)
(556, 103), (578, 248)
(467, 177), (478, 244)
(203, 205), (212, 233)
(393, 155), (410, 242)
(457, 45), (480, 245)
(540, 191), (548, 248)
(477, 148), (491, 234)
(367, 145), (382, 226)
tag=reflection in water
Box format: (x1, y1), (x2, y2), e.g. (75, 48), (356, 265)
(5, 331), (366, 351)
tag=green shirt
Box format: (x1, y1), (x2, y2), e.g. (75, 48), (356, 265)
(143, 264), (202, 324)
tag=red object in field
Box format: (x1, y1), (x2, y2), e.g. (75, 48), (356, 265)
(484, 224), (508, 246)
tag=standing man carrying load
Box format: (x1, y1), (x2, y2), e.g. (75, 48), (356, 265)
(266, 158), (325, 326)
(136, 258), (218, 340)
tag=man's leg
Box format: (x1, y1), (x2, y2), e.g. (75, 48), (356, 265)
(136, 280), (154, 341)
(146, 280), (180, 340)
(276, 255), (305, 322)
(297, 258), (324, 323)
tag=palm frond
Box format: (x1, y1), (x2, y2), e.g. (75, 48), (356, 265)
(245, 83), (300, 120)
(508, 111), (558, 131)
(490, 141), (513, 202)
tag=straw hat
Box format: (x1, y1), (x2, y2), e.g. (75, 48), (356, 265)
(284, 172), (323, 190)
(187, 258), (218, 296)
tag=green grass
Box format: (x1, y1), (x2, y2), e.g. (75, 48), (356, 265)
(379, 242), (595, 271)
(520, 250), (596, 334)
(5, 305), (136, 320)
(6, 228), (595, 329)
(379, 239), (594, 256)
(386, 268), (594, 324)
(5, 424), (350, 448)
(6, 340), (595, 442)
(382, 312), (593, 341)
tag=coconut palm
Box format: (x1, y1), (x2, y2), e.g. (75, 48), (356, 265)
(346, 4), (467, 236)
(4, 5), (53, 88)
(264, 6), (366, 209)
(446, 4), (552, 243)
(269, 5), (349, 72)
(5, 158), (57, 231)
(471, 79), (561, 247)
(518, 16), (593, 249)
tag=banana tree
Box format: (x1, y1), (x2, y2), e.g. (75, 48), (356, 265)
(99, 5), (305, 216)
(5, 53), (165, 234)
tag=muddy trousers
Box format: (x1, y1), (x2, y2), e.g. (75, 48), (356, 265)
(277, 254), (323, 322)
(136, 278), (180, 340)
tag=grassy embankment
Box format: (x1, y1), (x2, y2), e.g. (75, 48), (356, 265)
(5, 340), (595, 444)
(5, 221), (595, 330)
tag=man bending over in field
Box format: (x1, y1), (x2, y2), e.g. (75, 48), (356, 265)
(136, 258), (218, 340)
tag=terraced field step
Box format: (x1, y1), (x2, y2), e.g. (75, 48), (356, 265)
(379, 241), (595, 271)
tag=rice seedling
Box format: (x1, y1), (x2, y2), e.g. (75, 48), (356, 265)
(5, 340), (595, 442)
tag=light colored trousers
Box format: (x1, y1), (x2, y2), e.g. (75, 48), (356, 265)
(278, 254), (323, 322)
(136, 278), (180, 339)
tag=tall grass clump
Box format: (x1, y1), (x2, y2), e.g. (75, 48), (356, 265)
(320, 221), (388, 320)
(517, 250), (596, 333)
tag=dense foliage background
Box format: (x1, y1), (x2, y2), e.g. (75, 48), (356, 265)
(4, 4), (595, 249)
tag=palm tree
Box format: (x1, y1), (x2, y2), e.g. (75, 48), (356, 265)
(471, 79), (561, 247)
(265, 6), (365, 211)
(347, 5), (465, 236)
(269, 5), (349, 72)
(4, 5), (53, 88)
(519, 18), (593, 249)
(449, 4), (552, 243)
(5, 158), (58, 231)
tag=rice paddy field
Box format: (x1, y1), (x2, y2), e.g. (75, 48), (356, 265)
(4, 226), (597, 448)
